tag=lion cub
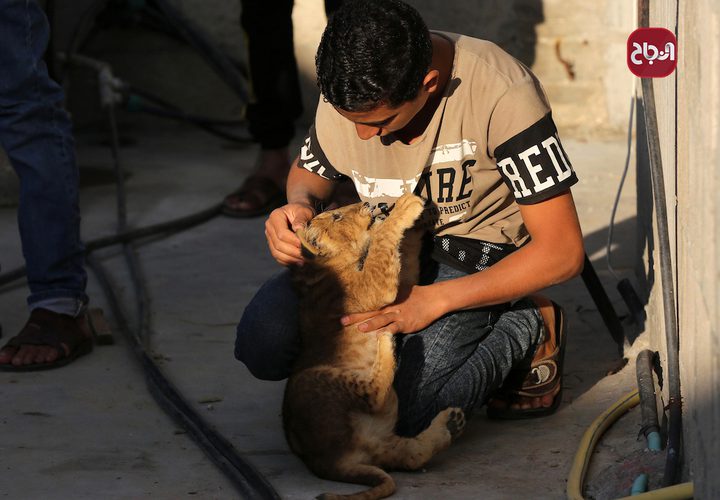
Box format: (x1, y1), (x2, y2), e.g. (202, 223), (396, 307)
(286, 193), (465, 500)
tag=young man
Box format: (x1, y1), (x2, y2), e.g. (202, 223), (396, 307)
(236, 0), (584, 434)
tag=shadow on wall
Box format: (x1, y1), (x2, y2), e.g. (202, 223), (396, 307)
(633, 97), (656, 306)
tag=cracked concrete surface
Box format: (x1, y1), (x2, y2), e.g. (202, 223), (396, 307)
(0, 121), (649, 499)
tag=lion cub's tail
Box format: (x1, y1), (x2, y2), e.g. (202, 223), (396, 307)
(315, 463), (395, 500)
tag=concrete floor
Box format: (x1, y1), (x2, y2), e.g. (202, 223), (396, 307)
(0, 119), (651, 499)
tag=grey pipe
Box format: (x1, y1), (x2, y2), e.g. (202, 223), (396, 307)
(638, 0), (683, 484)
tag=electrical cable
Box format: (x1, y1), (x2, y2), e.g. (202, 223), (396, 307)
(96, 94), (279, 496)
(146, 0), (250, 102)
(641, 75), (683, 490)
(606, 88), (636, 281)
(0, 203), (223, 288)
(60, 0), (251, 138)
(86, 256), (280, 499)
(638, 0), (683, 486)
(126, 85), (245, 126)
(129, 101), (251, 143)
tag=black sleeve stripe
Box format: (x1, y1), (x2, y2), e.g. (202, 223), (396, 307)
(494, 112), (578, 205)
(297, 126), (346, 180)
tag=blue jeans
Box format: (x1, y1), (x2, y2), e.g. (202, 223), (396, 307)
(235, 262), (543, 437)
(0, 1), (87, 315)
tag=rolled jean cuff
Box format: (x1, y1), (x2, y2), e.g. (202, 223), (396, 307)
(29, 295), (88, 317)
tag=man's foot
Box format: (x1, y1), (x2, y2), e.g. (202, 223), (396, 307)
(486, 296), (566, 419)
(222, 148), (289, 218)
(0, 308), (93, 371)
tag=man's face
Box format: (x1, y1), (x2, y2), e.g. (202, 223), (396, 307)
(334, 89), (430, 141)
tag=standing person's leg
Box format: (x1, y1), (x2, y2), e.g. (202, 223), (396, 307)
(0, 0), (91, 369)
(223, 0), (302, 217)
(393, 264), (546, 437)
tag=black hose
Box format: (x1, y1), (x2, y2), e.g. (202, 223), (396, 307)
(127, 85), (245, 126)
(86, 256), (280, 499)
(0, 204), (223, 288)
(106, 98), (151, 348)
(636, 349), (662, 451)
(580, 254), (625, 356)
(101, 98), (279, 497)
(148, 0), (250, 103)
(132, 102), (251, 144)
(638, 0), (683, 486)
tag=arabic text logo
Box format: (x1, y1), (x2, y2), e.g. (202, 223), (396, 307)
(627, 28), (677, 78)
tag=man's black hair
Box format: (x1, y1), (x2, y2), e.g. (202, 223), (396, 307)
(315, 0), (433, 112)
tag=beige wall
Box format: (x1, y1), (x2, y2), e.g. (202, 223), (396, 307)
(677, 1), (720, 495)
(636, 0), (720, 496)
(287, 0), (635, 138)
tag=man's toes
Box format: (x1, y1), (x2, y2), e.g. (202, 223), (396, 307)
(0, 346), (17, 364)
(541, 393), (556, 408)
(12, 345), (33, 365)
(38, 346), (60, 364)
(16, 346), (45, 366)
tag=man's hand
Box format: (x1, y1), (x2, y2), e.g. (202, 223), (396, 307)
(265, 203), (316, 266)
(340, 285), (446, 335)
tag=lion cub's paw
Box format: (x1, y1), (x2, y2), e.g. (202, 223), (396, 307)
(442, 407), (466, 441)
(392, 194), (425, 225)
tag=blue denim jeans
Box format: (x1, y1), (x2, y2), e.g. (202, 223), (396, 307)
(235, 262), (543, 437)
(0, 1), (87, 315)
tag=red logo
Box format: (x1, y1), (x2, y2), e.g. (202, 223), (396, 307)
(627, 28), (677, 77)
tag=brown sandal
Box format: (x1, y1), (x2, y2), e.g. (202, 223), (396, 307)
(0, 308), (94, 372)
(222, 175), (286, 218)
(487, 300), (566, 419)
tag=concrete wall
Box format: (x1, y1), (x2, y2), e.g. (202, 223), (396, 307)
(636, 0), (720, 496)
(296, 0), (636, 138)
(676, 1), (720, 495)
(54, 0), (634, 138)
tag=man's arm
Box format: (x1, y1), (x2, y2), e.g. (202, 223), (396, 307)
(265, 156), (337, 266)
(285, 156), (337, 212)
(342, 190), (584, 334)
(433, 190), (583, 311)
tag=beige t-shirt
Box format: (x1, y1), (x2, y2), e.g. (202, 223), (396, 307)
(298, 32), (577, 250)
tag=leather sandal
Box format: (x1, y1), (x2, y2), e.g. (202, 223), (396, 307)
(222, 175), (286, 218)
(487, 300), (566, 419)
(0, 308), (94, 372)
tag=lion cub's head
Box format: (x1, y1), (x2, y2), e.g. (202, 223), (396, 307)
(296, 202), (373, 260)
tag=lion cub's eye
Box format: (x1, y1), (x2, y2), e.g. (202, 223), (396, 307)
(332, 213), (343, 221)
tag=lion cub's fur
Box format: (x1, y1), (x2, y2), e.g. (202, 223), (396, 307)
(286, 194), (465, 500)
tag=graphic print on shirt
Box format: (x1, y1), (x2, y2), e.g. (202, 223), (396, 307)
(298, 132), (480, 228)
(415, 140), (477, 226)
(494, 113), (577, 204)
(299, 130), (345, 181)
(298, 112), (577, 230)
